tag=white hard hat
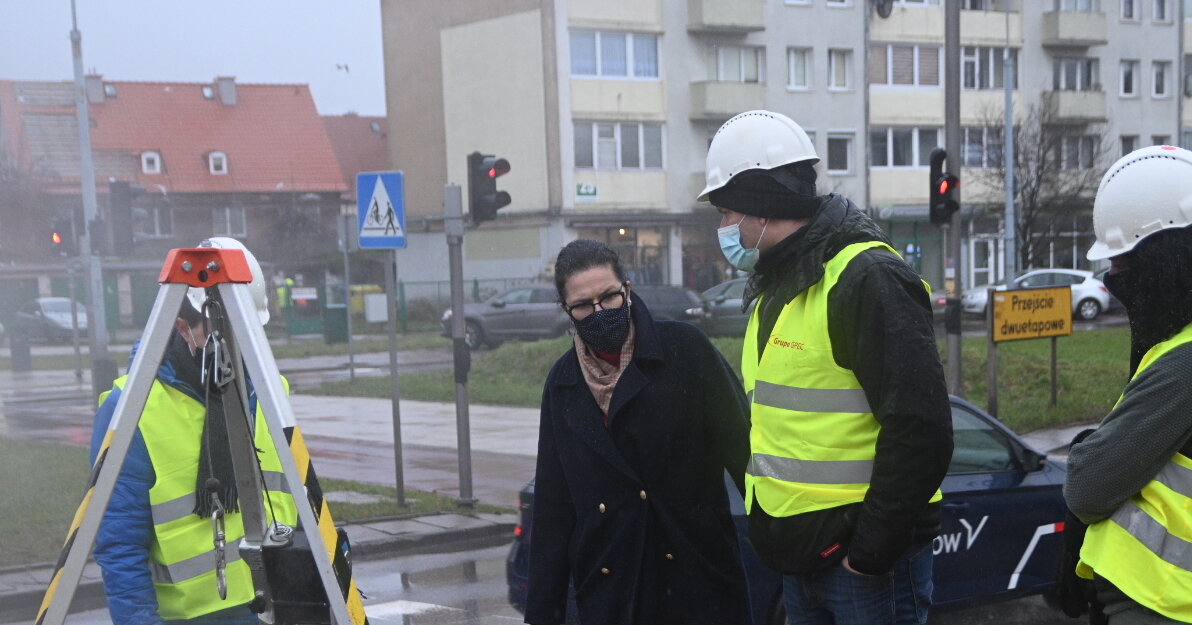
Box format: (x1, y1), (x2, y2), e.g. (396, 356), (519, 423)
(696, 110), (819, 202)
(187, 237), (270, 325)
(1087, 145), (1192, 262)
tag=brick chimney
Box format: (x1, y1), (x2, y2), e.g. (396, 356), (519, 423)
(215, 76), (237, 106)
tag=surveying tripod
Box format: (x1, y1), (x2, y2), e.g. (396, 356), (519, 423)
(36, 247), (369, 625)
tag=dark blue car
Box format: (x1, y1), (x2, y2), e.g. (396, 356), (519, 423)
(506, 396), (1067, 624)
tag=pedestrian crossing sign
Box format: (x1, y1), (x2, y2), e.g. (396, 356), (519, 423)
(356, 171), (406, 249)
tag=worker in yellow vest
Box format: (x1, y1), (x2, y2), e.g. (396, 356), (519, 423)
(90, 238), (298, 625)
(1064, 145), (1192, 624)
(697, 110), (953, 625)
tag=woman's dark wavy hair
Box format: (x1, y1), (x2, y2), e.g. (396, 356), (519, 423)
(1116, 225), (1192, 372)
(553, 239), (627, 302)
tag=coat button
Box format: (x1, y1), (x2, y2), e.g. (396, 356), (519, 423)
(598, 503), (606, 513)
(639, 490), (647, 500)
(601, 567), (611, 575)
(665, 553), (675, 560)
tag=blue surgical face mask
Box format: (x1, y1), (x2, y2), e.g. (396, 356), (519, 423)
(718, 216), (767, 272)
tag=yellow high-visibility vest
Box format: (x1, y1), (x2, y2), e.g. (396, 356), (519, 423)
(1077, 322), (1192, 622)
(741, 240), (942, 517)
(101, 375), (299, 621)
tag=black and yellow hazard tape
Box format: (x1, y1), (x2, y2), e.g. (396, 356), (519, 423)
(286, 425), (369, 625)
(35, 429), (115, 625)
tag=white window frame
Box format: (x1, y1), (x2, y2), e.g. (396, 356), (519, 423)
(1121, 134), (1139, 156)
(212, 206), (246, 237)
(826, 0), (851, 6)
(784, 0), (811, 4)
(1153, 134), (1171, 146)
(961, 126), (1001, 168)
(787, 47), (812, 90)
(1153, 0), (1172, 22)
(708, 45), (765, 83)
(828, 48), (853, 91)
(1060, 135), (1096, 170)
(1121, 0), (1139, 19)
(141, 151), (162, 174)
(1153, 60), (1171, 97)
(1056, 0), (1101, 11)
(962, 46), (1019, 90)
(1120, 60), (1139, 96)
(826, 134), (853, 174)
(870, 44), (941, 87)
(569, 30), (660, 80)
(1053, 57), (1100, 91)
(209, 151), (228, 175)
(139, 205), (173, 238)
(869, 126), (942, 168)
(573, 121), (665, 171)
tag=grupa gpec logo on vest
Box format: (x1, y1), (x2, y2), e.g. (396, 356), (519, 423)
(769, 334), (806, 351)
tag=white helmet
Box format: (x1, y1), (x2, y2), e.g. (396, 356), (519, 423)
(697, 110), (819, 202)
(1087, 145), (1192, 261)
(187, 237), (270, 325)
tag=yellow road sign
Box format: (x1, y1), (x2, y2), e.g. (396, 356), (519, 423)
(991, 286), (1073, 342)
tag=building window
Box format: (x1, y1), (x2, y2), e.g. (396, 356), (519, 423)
(209, 152), (228, 175)
(962, 127), (1001, 167)
(1153, 134), (1171, 146)
(869, 44), (940, 86)
(574, 121), (663, 170)
(1055, 0), (1101, 11)
(1121, 135), (1138, 156)
(869, 126), (941, 167)
(1154, 0), (1171, 21)
(138, 205), (173, 238)
(961, 46), (1019, 90)
(1121, 0), (1139, 18)
(1182, 129), (1192, 150)
(828, 49), (853, 90)
(213, 207), (245, 237)
(1053, 57), (1099, 91)
(1120, 61), (1139, 96)
(827, 0), (850, 5)
(103, 83), (117, 98)
(570, 30), (659, 79)
(1153, 61), (1171, 97)
(788, 48), (812, 89)
(141, 151), (162, 174)
(826, 135), (852, 173)
(201, 85), (215, 100)
(1061, 135), (1097, 169)
(707, 45), (765, 83)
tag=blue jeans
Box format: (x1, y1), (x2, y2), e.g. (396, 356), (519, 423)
(782, 541), (933, 625)
(165, 604), (258, 625)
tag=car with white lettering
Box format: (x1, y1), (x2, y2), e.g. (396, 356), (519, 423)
(961, 269), (1110, 321)
(505, 396), (1067, 624)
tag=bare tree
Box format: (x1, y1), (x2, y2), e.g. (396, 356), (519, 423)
(967, 102), (1109, 271)
(0, 152), (57, 262)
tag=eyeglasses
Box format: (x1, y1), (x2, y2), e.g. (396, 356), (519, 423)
(564, 289), (626, 320)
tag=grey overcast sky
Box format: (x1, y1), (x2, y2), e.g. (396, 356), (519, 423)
(0, 0), (386, 116)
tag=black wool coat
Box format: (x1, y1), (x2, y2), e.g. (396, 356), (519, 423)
(525, 295), (752, 625)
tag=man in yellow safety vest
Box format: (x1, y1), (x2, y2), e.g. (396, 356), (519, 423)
(697, 110), (954, 625)
(1064, 145), (1192, 624)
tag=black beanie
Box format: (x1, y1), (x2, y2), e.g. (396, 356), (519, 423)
(708, 162), (822, 219)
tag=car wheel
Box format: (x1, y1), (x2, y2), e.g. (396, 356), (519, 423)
(1076, 298), (1101, 321)
(464, 321), (485, 350)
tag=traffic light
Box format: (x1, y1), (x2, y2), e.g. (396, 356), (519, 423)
(928, 148), (960, 225)
(467, 151), (511, 224)
(109, 179), (144, 255)
(51, 216), (76, 256)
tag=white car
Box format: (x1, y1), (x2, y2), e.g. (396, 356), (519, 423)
(961, 269), (1111, 321)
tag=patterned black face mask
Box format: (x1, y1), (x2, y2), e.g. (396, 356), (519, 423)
(573, 301), (631, 354)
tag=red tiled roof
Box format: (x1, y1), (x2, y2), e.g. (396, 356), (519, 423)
(322, 114), (390, 200)
(0, 79), (347, 194)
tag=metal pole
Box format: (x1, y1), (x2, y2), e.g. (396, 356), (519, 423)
(1003, 9), (1017, 281)
(68, 262), (82, 381)
(1051, 336), (1059, 407)
(445, 184), (476, 507)
(341, 214), (356, 382)
(70, 0), (114, 398)
(385, 249), (406, 506)
(945, 0), (964, 396)
(986, 288), (997, 418)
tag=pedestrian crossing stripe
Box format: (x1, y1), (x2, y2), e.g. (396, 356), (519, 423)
(360, 175), (403, 239)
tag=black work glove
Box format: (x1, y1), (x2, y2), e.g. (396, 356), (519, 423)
(1053, 429), (1106, 624)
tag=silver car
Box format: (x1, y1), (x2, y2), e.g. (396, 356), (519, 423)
(961, 269), (1111, 321)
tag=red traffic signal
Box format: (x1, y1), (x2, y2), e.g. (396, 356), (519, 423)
(468, 152), (512, 224)
(51, 231), (63, 245)
(487, 158), (510, 179)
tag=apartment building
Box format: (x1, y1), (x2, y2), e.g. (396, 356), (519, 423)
(380, 0), (1190, 291)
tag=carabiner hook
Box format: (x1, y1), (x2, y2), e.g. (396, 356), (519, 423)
(210, 494), (227, 600)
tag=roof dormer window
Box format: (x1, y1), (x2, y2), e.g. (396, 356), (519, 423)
(202, 85), (215, 100)
(209, 152), (228, 175)
(103, 83), (117, 98)
(141, 151), (162, 174)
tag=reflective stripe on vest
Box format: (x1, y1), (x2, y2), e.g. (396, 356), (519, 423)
(742, 240), (942, 518)
(110, 375), (300, 621)
(1077, 322), (1192, 622)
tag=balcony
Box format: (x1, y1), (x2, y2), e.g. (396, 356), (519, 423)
(687, 0), (764, 34)
(1043, 90), (1107, 123)
(1041, 11), (1107, 47)
(689, 81), (766, 121)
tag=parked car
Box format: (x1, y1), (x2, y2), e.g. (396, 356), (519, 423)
(505, 396), (1067, 624)
(1092, 267), (1125, 314)
(440, 284), (707, 349)
(960, 269), (1110, 321)
(701, 277), (755, 336)
(15, 297), (89, 343)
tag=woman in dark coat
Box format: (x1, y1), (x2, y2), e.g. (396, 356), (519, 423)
(525, 239), (752, 625)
